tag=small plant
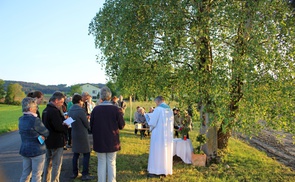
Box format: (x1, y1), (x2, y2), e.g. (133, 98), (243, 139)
(195, 134), (206, 154)
(179, 126), (190, 138)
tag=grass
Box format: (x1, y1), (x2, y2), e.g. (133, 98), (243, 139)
(0, 104), (21, 134)
(0, 104), (46, 134)
(1, 103), (295, 181)
(83, 123), (295, 182)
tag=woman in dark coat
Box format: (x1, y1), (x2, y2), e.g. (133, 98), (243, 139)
(68, 94), (94, 181)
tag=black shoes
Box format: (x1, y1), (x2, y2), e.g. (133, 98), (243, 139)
(81, 175), (95, 181)
(147, 173), (166, 179)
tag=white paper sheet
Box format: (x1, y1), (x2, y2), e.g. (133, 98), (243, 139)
(63, 117), (75, 125)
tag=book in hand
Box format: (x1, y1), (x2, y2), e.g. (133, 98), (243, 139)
(38, 135), (45, 145)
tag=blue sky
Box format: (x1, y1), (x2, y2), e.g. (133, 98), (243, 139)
(0, 0), (106, 86)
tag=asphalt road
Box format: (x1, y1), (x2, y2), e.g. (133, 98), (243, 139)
(0, 131), (74, 182)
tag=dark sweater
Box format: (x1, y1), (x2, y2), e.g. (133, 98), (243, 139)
(42, 103), (68, 149)
(90, 101), (125, 153)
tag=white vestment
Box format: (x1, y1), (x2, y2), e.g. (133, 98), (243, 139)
(147, 103), (174, 175)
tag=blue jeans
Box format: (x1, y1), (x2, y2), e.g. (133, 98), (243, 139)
(97, 152), (117, 182)
(42, 148), (63, 182)
(20, 154), (45, 182)
(72, 152), (90, 176)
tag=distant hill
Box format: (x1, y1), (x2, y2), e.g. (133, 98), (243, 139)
(3, 80), (105, 95)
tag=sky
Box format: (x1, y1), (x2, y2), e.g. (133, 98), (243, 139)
(0, 0), (107, 86)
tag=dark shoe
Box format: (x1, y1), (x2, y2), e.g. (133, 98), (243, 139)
(147, 173), (160, 179)
(81, 175), (95, 181)
(63, 146), (68, 150)
(70, 172), (82, 179)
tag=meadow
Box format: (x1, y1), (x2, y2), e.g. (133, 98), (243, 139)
(0, 103), (295, 181)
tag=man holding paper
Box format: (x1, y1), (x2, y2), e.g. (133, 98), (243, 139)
(42, 91), (68, 182)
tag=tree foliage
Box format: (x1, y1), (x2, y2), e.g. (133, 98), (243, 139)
(89, 0), (295, 147)
(5, 83), (25, 105)
(0, 79), (5, 99)
(70, 84), (82, 96)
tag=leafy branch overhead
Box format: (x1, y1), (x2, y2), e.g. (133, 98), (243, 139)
(89, 0), (295, 148)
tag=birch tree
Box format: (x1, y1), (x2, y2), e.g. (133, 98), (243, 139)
(89, 0), (295, 150)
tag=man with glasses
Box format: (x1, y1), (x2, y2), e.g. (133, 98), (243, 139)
(42, 91), (69, 182)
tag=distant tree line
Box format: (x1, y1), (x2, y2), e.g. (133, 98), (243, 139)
(0, 79), (105, 105)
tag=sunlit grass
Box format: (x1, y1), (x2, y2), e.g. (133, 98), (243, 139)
(0, 104), (46, 134)
(84, 123), (295, 182)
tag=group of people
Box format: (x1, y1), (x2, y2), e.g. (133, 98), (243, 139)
(18, 87), (125, 182)
(133, 106), (154, 136)
(19, 88), (177, 181)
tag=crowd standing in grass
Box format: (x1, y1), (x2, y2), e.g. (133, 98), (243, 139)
(19, 89), (179, 181)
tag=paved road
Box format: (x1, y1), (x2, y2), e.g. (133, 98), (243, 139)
(0, 131), (74, 182)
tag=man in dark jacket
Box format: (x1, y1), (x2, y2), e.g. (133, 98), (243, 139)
(90, 86), (125, 182)
(42, 91), (68, 182)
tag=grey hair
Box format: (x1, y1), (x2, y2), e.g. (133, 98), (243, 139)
(50, 91), (65, 102)
(100, 86), (112, 101)
(22, 97), (38, 112)
(154, 96), (164, 102)
(82, 92), (90, 97)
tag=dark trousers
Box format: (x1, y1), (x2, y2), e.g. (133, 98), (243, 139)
(67, 128), (72, 145)
(174, 126), (179, 137)
(134, 121), (138, 134)
(72, 152), (90, 176)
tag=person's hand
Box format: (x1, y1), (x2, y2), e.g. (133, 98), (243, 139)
(63, 122), (70, 127)
(40, 135), (45, 140)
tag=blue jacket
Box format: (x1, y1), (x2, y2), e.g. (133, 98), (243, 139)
(19, 114), (49, 157)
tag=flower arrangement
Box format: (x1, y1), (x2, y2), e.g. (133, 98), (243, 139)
(178, 126), (190, 139)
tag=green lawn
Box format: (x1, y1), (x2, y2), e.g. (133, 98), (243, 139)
(0, 104), (22, 134)
(83, 124), (295, 182)
(0, 104), (46, 134)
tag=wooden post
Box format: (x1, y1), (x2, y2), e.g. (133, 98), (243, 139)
(129, 95), (132, 124)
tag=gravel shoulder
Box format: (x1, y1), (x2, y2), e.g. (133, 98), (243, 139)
(238, 129), (295, 171)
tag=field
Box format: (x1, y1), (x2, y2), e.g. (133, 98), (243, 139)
(1, 103), (295, 181)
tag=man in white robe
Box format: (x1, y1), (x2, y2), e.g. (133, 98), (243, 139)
(147, 96), (174, 178)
